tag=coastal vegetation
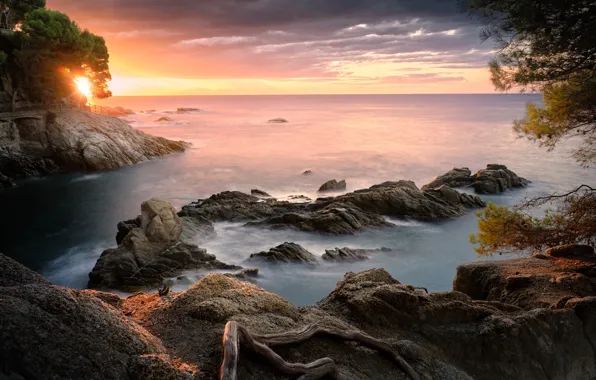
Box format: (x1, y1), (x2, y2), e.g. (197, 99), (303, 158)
(0, 0), (111, 105)
(466, 0), (596, 255)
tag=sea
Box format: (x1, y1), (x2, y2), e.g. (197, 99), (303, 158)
(1, 94), (593, 305)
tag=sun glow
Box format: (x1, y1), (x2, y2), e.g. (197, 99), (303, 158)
(74, 77), (92, 99)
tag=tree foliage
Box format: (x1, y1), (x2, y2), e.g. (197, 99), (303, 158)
(0, 0), (46, 28)
(465, 0), (596, 255)
(3, 2), (111, 103)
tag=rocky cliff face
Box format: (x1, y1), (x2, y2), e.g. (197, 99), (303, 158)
(0, 109), (187, 187)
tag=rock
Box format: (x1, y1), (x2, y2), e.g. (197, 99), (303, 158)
(547, 244), (595, 259)
(318, 179), (347, 192)
(116, 217), (141, 245)
(251, 189), (272, 197)
(0, 255), (191, 380)
(302, 170), (313, 176)
(98, 106), (135, 116)
(179, 215), (216, 244)
(473, 164), (529, 194)
(321, 181), (486, 221)
(225, 268), (260, 280)
(246, 203), (394, 235)
(321, 247), (371, 261)
(88, 231), (241, 291)
(176, 275), (193, 285)
(156, 116), (174, 122)
(268, 118), (288, 123)
(140, 198), (183, 243)
(454, 257), (596, 309)
(0, 172), (15, 188)
(180, 191), (307, 222)
(288, 195), (312, 202)
(421, 167), (474, 190)
(248, 243), (318, 264)
(0, 253), (51, 287)
(176, 108), (200, 113)
(0, 150), (59, 178)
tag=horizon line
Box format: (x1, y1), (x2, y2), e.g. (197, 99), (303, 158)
(104, 92), (541, 98)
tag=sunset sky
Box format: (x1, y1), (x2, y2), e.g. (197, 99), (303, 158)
(46, 0), (496, 96)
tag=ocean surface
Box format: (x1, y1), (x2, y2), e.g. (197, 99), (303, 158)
(2, 94), (593, 305)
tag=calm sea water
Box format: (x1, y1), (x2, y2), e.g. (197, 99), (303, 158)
(1, 94), (593, 304)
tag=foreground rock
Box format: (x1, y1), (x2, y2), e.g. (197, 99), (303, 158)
(248, 242), (318, 264)
(423, 165), (529, 194)
(318, 179), (347, 192)
(0, 254), (193, 380)
(0, 110), (187, 185)
(454, 252), (596, 309)
(90, 199), (237, 291)
(6, 253), (596, 379)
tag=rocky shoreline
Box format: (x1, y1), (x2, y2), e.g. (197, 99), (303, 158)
(0, 109), (188, 188)
(3, 245), (596, 379)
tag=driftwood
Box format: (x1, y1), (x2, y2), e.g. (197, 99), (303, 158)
(220, 321), (420, 380)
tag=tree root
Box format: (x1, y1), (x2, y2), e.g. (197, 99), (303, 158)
(220, 321), (420, 380)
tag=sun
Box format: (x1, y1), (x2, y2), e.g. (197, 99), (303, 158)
(74, 77), (92, 99)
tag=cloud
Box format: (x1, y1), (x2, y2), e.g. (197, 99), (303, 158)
(176, 36), (257, 47)
(103, 29), (180, 38)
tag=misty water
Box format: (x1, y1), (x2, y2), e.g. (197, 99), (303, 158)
(2, 94), (594, 305)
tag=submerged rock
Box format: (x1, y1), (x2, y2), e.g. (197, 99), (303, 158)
(318, 179), (347, 192)
(302, 170), (313, 176)
(155, 116), (174, 122)
(0, 172), (15, 188)
(248, 242), (318, 264)
(225, 268), (260, 280)
(268, 118), (288, 123)
(251, 189), (272, 197)
(176, 108), (201, 113)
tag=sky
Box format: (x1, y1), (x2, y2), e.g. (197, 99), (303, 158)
(46, 0), (497, 96)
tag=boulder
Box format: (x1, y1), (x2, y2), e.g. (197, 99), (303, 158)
(321, 247), (372, 261)
(268, 118), (288, 123)
(421, 167), (474, 190)
(453, 256), (596, 309)
(248, 243), (318, 264)
(0, 253), (51, 287)
(321, 181), (485, 221)
(245, 203), (394, 235)
(473, 164), (529, 194)
(318, 179), (347, 192)
(116, 216), (141, 245)
(88, 229), (241, 291)
(140, 198), (183, 243)
(251, 189), (272, 198)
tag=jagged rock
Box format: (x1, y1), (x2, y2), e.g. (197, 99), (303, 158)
(0, 254), (191, 380)
(246, 203), (394, 234)
(116, 216), (142, 245)
(251, 189), (272, 197)
(0, 150), (59, 178)
(422, 167), (474, 190)
(322, 247), (372, 261)
(318, 179), (347, 192)
(453, 256), (596, 309)
(0, 172), (15, 188)
(141, 198), (183, 243)
(547, 244), (595, 259)
(288, 195), (312, 202)
(248, 243), (318, 264)
(268, 118), (288, 123)
(88, 228), (240, 291)
(181, 191), (307, 222)
(473, 164), (529, 194)
(321, 181), (486, 221)
(179, 215), (216, 244)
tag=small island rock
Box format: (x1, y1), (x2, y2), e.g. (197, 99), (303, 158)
(248, 242), (318, 264)
(318, 179), (347, 192)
